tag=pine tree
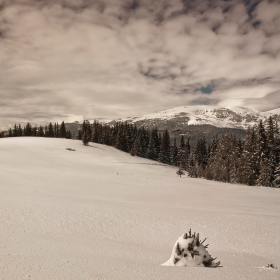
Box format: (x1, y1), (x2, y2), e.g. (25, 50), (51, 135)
(65, 130), (72, 139)
(158, 130), (171, 164)
(77, 129), (83, 140)
(237, 127), (259, 185)
(130, 128), (146, 158)
(60, 121), (66, 138)
(18, 124), (23, 136)
(25, 123), (32, 136)
(256, 159), (274, 187)
(147, 128), (158, 160)
(177, 136), (185, 169)
(257, 120), (268, 161)
(44, 125), (49, 137)
(48, 122), (54, 137)
(32, 125), (37, 136)
(38, 125), (44, 137)
(171, 138), (178, 166)
(8, 128), (12, 137)
(267, 117), (275, 153)
(12, 124), (18, 137)
(81, 120), (92, 145)
(273, 162), (280, 188)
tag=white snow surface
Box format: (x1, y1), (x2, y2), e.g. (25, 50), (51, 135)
(1, 137), (280, 280)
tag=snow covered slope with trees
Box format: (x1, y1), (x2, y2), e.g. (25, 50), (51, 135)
(110, 105), (280, 130)
(1, 138), (280, 279)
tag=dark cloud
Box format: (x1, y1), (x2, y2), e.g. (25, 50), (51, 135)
(0, 0), (279, 129)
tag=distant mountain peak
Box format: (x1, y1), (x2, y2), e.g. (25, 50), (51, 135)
(110, 105), (279, 130)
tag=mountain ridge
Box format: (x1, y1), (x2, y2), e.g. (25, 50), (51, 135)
(108, 105), (280, 130)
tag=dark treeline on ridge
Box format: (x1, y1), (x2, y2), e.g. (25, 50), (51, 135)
(79, 118), (280, 188)
(0, 121), (72, 139)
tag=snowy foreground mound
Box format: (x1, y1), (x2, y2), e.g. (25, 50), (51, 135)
(1, 138), (280, 280)
(162, 230), (220, 268)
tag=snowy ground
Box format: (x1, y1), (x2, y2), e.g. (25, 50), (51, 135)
(1, 137), (280, 280)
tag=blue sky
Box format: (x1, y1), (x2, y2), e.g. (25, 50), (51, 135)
(0, 0), (279, 129)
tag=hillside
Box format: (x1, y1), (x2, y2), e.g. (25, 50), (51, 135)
(1, 138), (279, 280)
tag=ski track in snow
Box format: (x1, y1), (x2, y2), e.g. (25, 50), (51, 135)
(0, 138), (280, 280)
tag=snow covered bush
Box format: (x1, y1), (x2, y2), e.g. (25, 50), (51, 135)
(176, 169), (185, 177)
(162, 230), (220, 268)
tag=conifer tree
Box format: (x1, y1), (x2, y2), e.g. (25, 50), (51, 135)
(8, 128), (12, 137)
(257, 120), (268, 161)
(204, 136), (237, 183)
(44, 125), (49, 137)
(237, 127), (259, 185)
(130, 128), (146, 158)
(32, 125), (37, 136)
(18, 124), (23, 136)
(65, 130), (72, 139)
(48, 122), (54, 137)
(81, 120), (91, 145)
(267, 117), (275, 153)
(77, 129), (83, 140)
(38, 126), (44, 137)
(193, 137), (207, 177)
(147, 128), (158, 160)
(256, 158), (274, 187)
(115, 122), (125, 151)
(12, 124), (18, 137)
(171, 138), (178, 166)
(177, 136), (185, 169)
(158, 130), (171, 164)
(188, 152), (197, 178)
(60, 121), (66, 138)
(273, 162), (280, 188)
(25, 122), (32, 136)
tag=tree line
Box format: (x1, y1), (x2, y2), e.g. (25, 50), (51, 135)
(1, 121), (72, 139)
(1, 117), (279, 188)
(79, 118), (280, 188)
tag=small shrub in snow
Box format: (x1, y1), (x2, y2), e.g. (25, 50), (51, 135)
(66, 148), (75, 151)
(162, 229), (221, 268)
(265, 263), (277, 269)
(176, 169), (185, 177)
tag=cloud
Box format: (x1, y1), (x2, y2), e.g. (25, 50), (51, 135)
(0, 0), (279, 129)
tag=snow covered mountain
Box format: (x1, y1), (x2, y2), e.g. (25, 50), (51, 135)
(110, 106), (280, 130)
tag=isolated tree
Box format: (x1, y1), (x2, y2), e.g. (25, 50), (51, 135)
(176, 169), (185, 177)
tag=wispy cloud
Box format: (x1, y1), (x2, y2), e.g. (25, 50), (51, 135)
(0, 0), (279, 129)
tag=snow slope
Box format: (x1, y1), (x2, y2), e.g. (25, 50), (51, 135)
(1, 138), (280, 280)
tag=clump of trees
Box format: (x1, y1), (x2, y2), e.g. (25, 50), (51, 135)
(3, 121), (72, 139)
(78, 117), (279, 188)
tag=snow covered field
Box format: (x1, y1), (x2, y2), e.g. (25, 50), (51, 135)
(1, 137), (280, 280)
